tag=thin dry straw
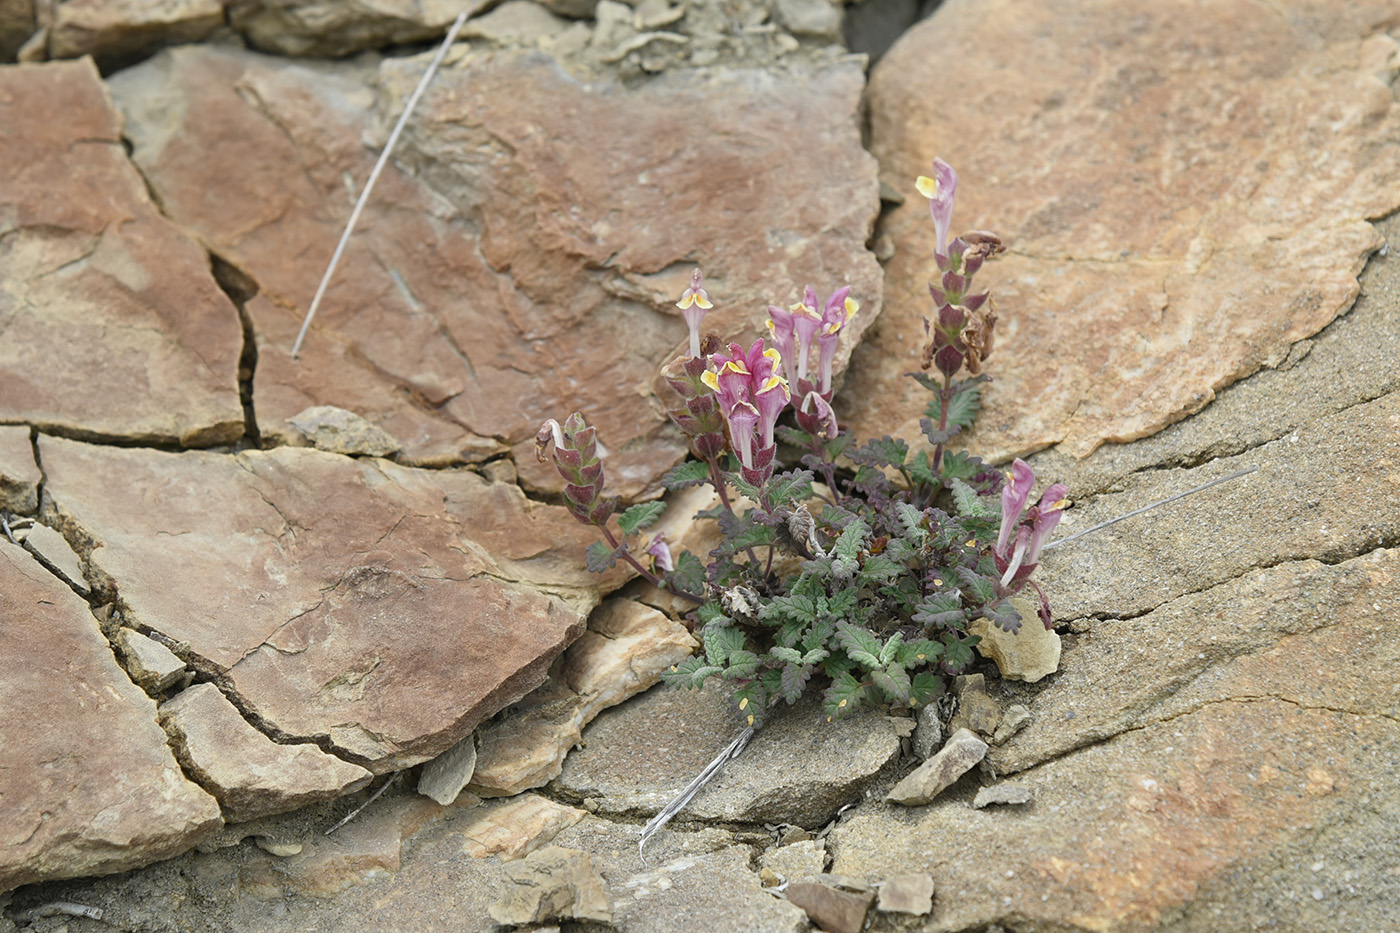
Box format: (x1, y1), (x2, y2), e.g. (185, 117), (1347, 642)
(290, 10), (470, 359)
(639, 725), (753, 859)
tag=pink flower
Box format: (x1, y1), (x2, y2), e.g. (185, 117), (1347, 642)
(915, 159), (958, 258)
(765, 305), (797, 384)
(702, 339), (791, 472)
(814, 287), (858, 395)
(646, 534), (674, 573)
(675, 268), (714, 359)
(993, 459), (1070, 587)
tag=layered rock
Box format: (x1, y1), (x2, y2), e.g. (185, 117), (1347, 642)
(228, 0), (465, 57)
(0, 426), (38, 514)
(0, 60), (243, 446)
(48, 0), (223, 69)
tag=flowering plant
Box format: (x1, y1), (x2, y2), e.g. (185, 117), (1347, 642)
(537, 160), (1066, 727)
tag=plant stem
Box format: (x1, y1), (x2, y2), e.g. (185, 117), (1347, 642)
(931, 373), (952, 474)
(600, 525), (705, 604)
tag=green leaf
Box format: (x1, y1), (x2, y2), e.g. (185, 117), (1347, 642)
(945, 378), (987, 430)
(668, 550), (706, 595)
(618, 501), (667, 536)
(833, 519), (870, 563)
(768, 646), (804, 666)
(950, 479), (997, 520)
(660, 655), (722, 689)
(982, 600), (1025, 634)
(914, 593), (965, 630)
(834, 621), (882, 671)
(907, 451), (939, 489)
(661, 459), (712, 490)
(728, 473), (763, 500)
(871, 664), (912, 705)
(940, 450), (982, 484)
(776, 616), (808, 649)
(849, 436), (909, 469)
(585, 541), (620, 573)
(722, 649), (760, 679)
(823, 670), (868, 721)
(801, 617), (836, 655)
(779, 663), (813, 704)
(703, 625), (746, 666)
(697, 603), (731, 627)
(878, 632), (905, 666)
(893, 502), (929, 544)
(907, 371), (943, 395)
(759, 594), (817, 625)
(941, 633), (980, 673)
(765, 470), (814, 509)
(920, 417), (962, 447)
(897, 638), (944, 667)
(732, 680), (769, 726)
(859, 555), (904, 584)
(800, 647), (830, 666)
(775, 425), (813, 447)
(909, 671), (945, 707)
(958, 570), (998, 607)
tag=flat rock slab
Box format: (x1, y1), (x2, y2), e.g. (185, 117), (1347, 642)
(0, 60), (243, 446)
(109, 44), (880, 492)
(555, 681), (903, 827)
(832, 547), (1400, 931)
(229, 0), (463, 57)
(0, 425), (39, 513)
(844, 0), (1400, 462)
(48, 0), (223, 69)
(611, 846), (807, 933)
(40, 436), (614, 772)
(0, 541), (221, 892)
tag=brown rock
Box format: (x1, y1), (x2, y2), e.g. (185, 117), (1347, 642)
(0, 0), (36, 61)
(113, 627), (187, 695)
(159, 684), (373, 822)
(109, 44), (880, 493)
(0, 426), (38, 513)
(48, 0), (222, 69)
(971, 783), (1032, 809)
(417, 734), (478, 806)
(470, 598), (697, 796)
(0, 541), (221, 891)
(845, 0), (1400, 461)
(876, 872), (933, 915)
(610, 846), (807, 933)
(0, 60), (243, 446)
(885, 727), (987, 806)
(786, 877), (875, 933)
(458, 794), (588, 860)
(947, 673), (1001, 738)
(17, 522), (86, 593)
(968, 598), (1062, 683)
(40, 437), (613, 773)
(489, 846), (612, 925)
(228, 0), (465, 57)
(285, 406), (402, 458)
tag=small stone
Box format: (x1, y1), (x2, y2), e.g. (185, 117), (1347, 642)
(461, 0), (570, 44)
(886, 715), (916, 738)
(992, 705), (1031, 745)
(972, 783), (1034, 809)
(886, 728), (988, 806)
(114, 628), (187, 695)
(459, 794), (587, 860)
(772, 0), (840, 38)
(948, 674), (1001, 738)
(253, 837), (303, 857)
(417, 733), (477, 805)
(872, 232), (896, 263)
(286, 406), (402, 458)
(876, 872), (934, 915)
(912, 703), (943, 760)
(20, 523), (87, 593)
(0, 425), (40, 513)
(760, 839), (826, 884)
(759, 866), (781, 887)
(489, 846), (611, 925)
(968, 599), (1062, 682)
(786, 877), (875, 933)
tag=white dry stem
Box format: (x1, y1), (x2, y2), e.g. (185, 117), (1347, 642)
(639, 726), (753, 860)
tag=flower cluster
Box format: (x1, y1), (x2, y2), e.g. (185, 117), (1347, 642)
(993, 459), (1070, 628)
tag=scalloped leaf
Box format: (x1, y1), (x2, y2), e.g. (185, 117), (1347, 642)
(662, 459), (712, 490)
(618, 501), (667, 536)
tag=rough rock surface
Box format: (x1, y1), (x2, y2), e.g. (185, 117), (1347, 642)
(285, 406), (402, 458)
(416, 734), (477, 806)
(844, 0), (1400, 462)
(555, 681), (903, 827)
(0, 60), (243, 446)
(489, 845), (612, 925)
(885, 727), (988, 806)
(0, 426), (39, 513)
(786, 877), (874, 933)
(109, 44), (880, 490)
(611, 846), (807, 933)
(968, 597), (1061, 682)
(159, 684), (374, 823)
(114, 627), (187, 694)
(228, 0), (466, 57)
(40, 437), (612, 772)
(971, 783), (1032, 809)
(458, 794), (588, 860)
(0, 542), (221, 891)
(48, 0), (223, 69)
(0, 0), (35, 60)
(470, 598), (697, 797)
(876, 872), (934, 915)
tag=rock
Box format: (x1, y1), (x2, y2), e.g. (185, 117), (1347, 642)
(759, 839), (826, 884)
(556, 681), (903, 827)
(489, 846), (612, 925)
(40, 437), (612, 773)
(876, 872), (934, 915)
(0, 60), (243, 447)
(110, 44), (880, 492)
(48, 0), (223, 69)
(537, 0), (597, 19)
(886, 728), (988, 806)
(0, 426), (39, 513)
(0, 0), (36, 61)
(417, 734), (477, 806)
(972, 783), (1032, 809)
(991, 704), (1030, 745)
(841, 0), (918, 64)
(786, 876), (875, 933)
(773, 0), (841, 38)
(844, 0), (1400, 463)
(18, 523), (86, 593)
(611, 846), (807, 933)
(113, 628), (187, 695)
(470, 598), (697, 797)
(969, 598), (1062, 682)
(911, 702), (943, 760)
(460, 0), (570, 44)
(253, 837), (303, 858)
(286, 406), (401, 457)
(159, 683), (374, 822)
(458, 794), (588, 860)
(947, 673), (1001, 738)
(0, 542), (221, 891)
(228, 0), (464, 56)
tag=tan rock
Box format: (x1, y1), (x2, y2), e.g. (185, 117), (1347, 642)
(0, 542), (221, 891)
(159, 684), (373, 822)
(885, 727), (987, 806)
(947, 673), (1001, 738)
(461, 0), (570, 44)
(469, 598), (697, 797)
(229, 0), (464, 57)
(48, 0), (223, 69)
(971, 783), (1032, 809)
(18, 523), (86, 593)
(611, 846), (807, 933)
(458, 794), (588, 860)
(991, 704), (1030, 745)
(0, 426), (39, 513)
(786, 877), (874, 933)
(40, 437), (613, 773)
(759, 839), (826, 884)
(876, 872), (934, 915)
(285, 406), (401, 458)
(969, 598), (1062, 683)
(417, 734), (477, 806)
(0, 0), (36, 61)
(845, 0), (1400, 461)
(489, 846), (612, 925)
(0, 60), (243, 446)
(114, 628), (186, 695)
(109, 44), (880, 494)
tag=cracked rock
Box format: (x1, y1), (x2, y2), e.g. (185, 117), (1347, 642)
(18, 523), (86, 595)
(417, 734), (477, 806)
(489, 846), (611, 926)
(969, 598), (1062, 683)
(458, 794), (587, 861)
(48, 0), (223, 70)
(0, 426), (40, 513)
(786, 875), (875, 933)
(228, 0), (463, 56)
(947, 673), (1001, 739)
(612, 846), (807, 933)
(159, 683), (373, 823)
(886, 728), (988, 806)
(285, 406), (402, 458)
(114, 628), (187, 695)
(760, 839), (826, 885)
(972, 783), (1033, 809)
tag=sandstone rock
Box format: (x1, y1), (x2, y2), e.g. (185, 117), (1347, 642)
(969, 598), (1062, 682)
(773, 0), (840, 38)
(114, 628), (187, 695)
(759, 839), (826, 884)
(0, 426), (39, 513)
(876, 872), (933, 915)
(911, 701), (942, 760)
(0, 542), (221, 891)
(886, 728), (987, 806)
(18, 523), (86, 594)
(48, 0), (223, 69)
(0, 60), (243, 447)
(556, 681), (903, 827)
(489, 846), (612, 925)
(972, 783), (1032, 809)
(458, 794), (588, 860)
(991, 703), (1030, 745)
(285, 406), (401, 458)
(253, 837), (302, 857)
(471, 598), (697, 796)
(159, 684), (374, 823)
(110, 44), (880, 493)
(0, 0), (35, 60)
(417, 734), (477, 806)
(947, 673), (1001, 738)
(228, 0), (465, 56)
(845, 0), (1400, 462)
(460, 0), (570, 44)
(40, 437), (612, 773)
(538, 0), (598, 19)
(786, 876), (875, 933)
(611, 846), (807, 933)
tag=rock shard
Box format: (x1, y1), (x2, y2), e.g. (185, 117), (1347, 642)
(885, 727), (988, 806)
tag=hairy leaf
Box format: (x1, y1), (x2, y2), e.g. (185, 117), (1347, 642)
(957, 568), (998, 607)
(983, 600), (1025, 634)
(859, 555), (904, 584)
(722, 649), (761, 679)
(940, 450), (982, 484)
(668, 550), (706, 596)
(585, 541), (620, 573)
(835, 621), (882, 670)
(660, 655), (723, 689)
(950, 479), (998, 520)
(775, 425), (813, 447)
(618, 501), (667, 536)
(914, 592), (965, 630)
(878, 632), (905, 666)
(944, 378), (985, 430)
(823, 670), (868, 721)
(661, 459), (712, 490)
(732, 680), (769, 727)
(779, 663), (814, 704)
(897, 638), (944, 667)
(766, 470), (814, 509)
(871, 664), (912, 705)
(849, 436), (910, 469)
(909, 671), (945, 707)
(942, 633), (980, 673)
